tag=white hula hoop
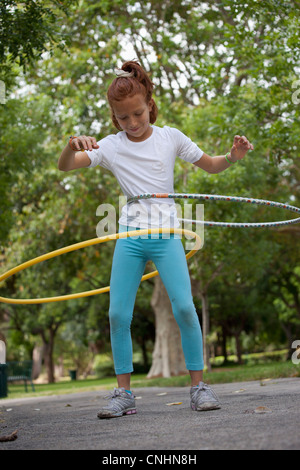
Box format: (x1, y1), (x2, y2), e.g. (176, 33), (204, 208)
(128, 193), (300, 228)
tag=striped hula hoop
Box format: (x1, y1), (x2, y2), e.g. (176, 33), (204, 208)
(127, 193), (300, 228)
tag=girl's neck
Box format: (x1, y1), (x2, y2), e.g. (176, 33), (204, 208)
(126, 125), (153, 143)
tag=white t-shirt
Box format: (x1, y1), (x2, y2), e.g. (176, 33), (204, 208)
(86, 125), (204, 228)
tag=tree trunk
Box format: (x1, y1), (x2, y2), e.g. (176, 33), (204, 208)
(32, 344), (44, 380)
(147, 276), (187, 378)
(221, 325), (228, 363)
(201, 291), (211, 372)
(41, 330), (56, 383)
(280, 321), (295, 361)
(0, 331), (6, 344)
(235, 332), (243, 365)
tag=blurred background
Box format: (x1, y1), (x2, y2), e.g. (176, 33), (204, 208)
(0, 0), (299, 389)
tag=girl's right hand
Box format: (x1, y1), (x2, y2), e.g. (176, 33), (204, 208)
(69, 135), (99, 152)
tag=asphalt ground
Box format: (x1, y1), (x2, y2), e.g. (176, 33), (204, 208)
(0, 377), (299, 452)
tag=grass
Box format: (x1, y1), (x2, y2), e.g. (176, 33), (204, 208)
(2, 359), (299, 400)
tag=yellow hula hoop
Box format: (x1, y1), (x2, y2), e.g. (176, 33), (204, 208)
(0, 228), (201, 305)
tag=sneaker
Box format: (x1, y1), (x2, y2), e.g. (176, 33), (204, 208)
(190, 381), (221, 411)
(97, 387), (136, 419)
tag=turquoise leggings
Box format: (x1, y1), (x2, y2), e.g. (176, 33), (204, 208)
(109, 226), (204, 375)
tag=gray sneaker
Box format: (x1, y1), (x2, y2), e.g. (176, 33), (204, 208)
(190, 382), (221, 411)
(97, 388), (136, 419)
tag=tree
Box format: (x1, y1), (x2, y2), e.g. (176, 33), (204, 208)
(0, 0), (73, 76)
(147, 276), (187, 378)
(1, 0), (300, 381)
(266, 240), (300, 358)
(0, 0), (75, 239)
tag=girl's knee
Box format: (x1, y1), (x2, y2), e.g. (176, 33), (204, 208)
(109, 303), (132, 330)
(173, 300), (198, 328)
(109, 305), (121, 326)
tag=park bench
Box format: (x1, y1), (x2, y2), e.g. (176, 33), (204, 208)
(6, 360), (35, 392)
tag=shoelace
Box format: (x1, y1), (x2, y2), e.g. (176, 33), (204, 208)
(104, 388), (123, 400)
(192, 383), (219, 401)
(104, 388), (135, 400)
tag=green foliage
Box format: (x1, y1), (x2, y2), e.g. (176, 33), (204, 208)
(5, 359), (300, 399)
(0, 0), (75, 76)
(1, 0), (300, 381)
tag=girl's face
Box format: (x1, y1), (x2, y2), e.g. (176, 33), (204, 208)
(112, 94), (154, 142)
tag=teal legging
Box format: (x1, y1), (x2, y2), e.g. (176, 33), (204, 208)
(109, 226), (204, 375)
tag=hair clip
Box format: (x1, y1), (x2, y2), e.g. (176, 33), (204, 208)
(115, 69), (134, 78)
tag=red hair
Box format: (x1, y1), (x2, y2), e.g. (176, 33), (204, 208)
(107, 61), (158, 131)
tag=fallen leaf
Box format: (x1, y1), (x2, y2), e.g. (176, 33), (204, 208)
(0, 429), (18, 442)
(234, 389), (246, 393)
(166, 402), (183, 406)
(254, 406), (272, 414)
(260, 378), (272, 386)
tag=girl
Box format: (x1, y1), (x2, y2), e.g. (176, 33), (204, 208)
(58, 61), (253, 419)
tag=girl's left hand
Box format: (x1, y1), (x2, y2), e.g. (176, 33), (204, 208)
(230, 135), (254, 162)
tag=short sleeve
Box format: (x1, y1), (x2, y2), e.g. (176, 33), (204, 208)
(170, 127), (204, 163)
(86, 145), (103, 168)
(85, 134), (119, 171)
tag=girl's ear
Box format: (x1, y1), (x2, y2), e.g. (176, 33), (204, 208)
(149, 98), (158, 125)
(148, 98), (154, 112)
(111, 109), (123, 131)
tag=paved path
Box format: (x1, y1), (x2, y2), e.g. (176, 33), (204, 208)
(0, 377), (299, 451)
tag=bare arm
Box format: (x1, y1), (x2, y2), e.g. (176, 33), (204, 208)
(194, 135), (254, 174)
(58, 135), (99, 172)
